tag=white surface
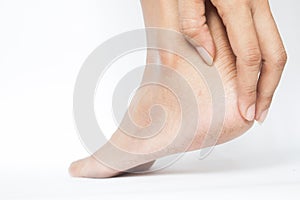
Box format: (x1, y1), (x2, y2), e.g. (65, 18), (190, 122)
(1, 149), (299, 199)
(0, 0), (299, 199)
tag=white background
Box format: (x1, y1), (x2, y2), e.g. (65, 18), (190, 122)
(0, 0), (299, 199)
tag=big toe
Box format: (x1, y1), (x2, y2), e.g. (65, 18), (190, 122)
(69, 157), (88, 177)
(69, 156), (121, 178)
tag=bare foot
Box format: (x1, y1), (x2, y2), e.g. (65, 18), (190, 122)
(69, 1), (253, 178)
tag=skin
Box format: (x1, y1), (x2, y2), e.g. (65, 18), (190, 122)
(69, 0), (256, 178)
(178, 0), (287, 123)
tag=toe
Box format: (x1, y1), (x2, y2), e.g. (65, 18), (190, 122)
(69, 156), (121, 178)
(68, 158), (87, 177)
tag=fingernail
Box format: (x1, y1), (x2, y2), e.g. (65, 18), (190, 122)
(245, 104), (256, 121)
(257, 109), (269, 124)
(196, 47), (213, 66)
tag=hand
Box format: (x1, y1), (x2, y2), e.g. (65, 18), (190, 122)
(178, 0), (287, 122)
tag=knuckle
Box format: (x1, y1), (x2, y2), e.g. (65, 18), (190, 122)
(271, 49), (287, 71)
(258, 91), (273, 102)
(211, 0), (238, 9)
(241, 84), (257, 97)
(240, 47), (262, 67)
(210, 1), (229, 19)
(179, 18), (202, 39)
(211, 0), (242, 15)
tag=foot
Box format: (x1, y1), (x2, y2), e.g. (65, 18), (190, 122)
(69, 2), (253, 178)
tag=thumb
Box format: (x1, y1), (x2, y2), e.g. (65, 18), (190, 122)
(178, 0), (215, 65)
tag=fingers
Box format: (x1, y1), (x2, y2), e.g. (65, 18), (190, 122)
(214, 3), (262, 121)
(251, 1), (287, 123)
(178, 0), (215, 65)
